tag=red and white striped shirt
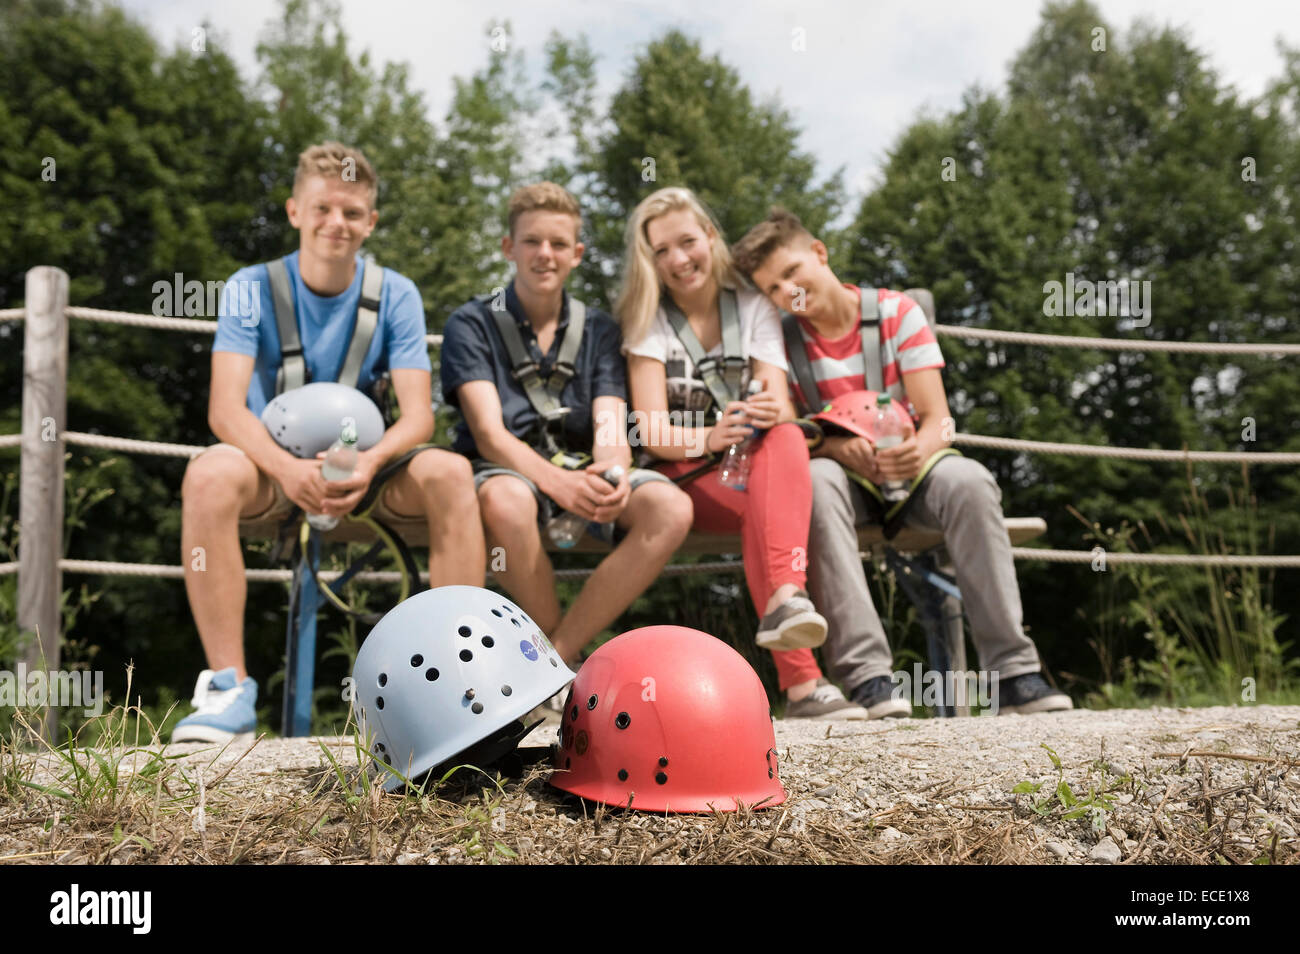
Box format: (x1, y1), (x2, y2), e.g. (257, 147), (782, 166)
(790, 285), (945, 422)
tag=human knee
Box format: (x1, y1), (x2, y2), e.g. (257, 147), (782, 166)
(933, 457), (1002, 509)
(182, 452), (255, 512)
(477, 477), (538, 535)
(410, 449), (474, 495)
(628, 481), (694, 542)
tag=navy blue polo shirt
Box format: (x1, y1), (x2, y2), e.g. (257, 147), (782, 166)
(440, 281), (627, 458)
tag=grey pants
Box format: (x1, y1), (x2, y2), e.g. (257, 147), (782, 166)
(806, 455), (1043, 691)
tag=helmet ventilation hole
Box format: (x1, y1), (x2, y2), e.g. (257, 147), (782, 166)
(376, 697), (385, 710)
(460, 649), (473, 662)
(511, 617), (521, 627)
(501, 685), (512, 696)
(618, 769), (628, 781)
(655, 772), (668, 785)
(550, 658), (558, 667)
(481, 636), (495, 648)
(490, 609), (502, 618)
(425, 668), (439, 681)
(587, 694), (598, 710)
(459, 625), (472, 637)
(410, 654), (423, 667)
(471, 702), (484, 714)
(615, 712), (630, 729)
(377, 673), (387, 687)
(659, 757), (668, 767)
(570, 706), (579, 721)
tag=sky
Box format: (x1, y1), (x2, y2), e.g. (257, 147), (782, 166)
(120, 0), (1298, 202)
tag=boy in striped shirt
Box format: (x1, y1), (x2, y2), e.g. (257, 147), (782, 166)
(732, 209), (1072, 717)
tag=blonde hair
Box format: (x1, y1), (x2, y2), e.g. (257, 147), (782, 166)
(614, 187), (743, 349)
(507, 182), (582, 239)
(293, 141), (378, 208)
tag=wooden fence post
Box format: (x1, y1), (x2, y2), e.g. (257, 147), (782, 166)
(18, 266), (69, 736)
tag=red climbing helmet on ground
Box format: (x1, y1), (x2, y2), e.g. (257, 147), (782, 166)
(548, 625), (785, 812)
(811, 389), (914, 443)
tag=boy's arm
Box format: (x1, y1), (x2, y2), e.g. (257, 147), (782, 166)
(457, 381), (609, 521)
(359, 368), (435, 468)
(208, 351), (298, 483)
(874, 368), (952, 482)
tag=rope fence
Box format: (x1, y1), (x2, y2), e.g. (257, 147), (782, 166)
(1, 428), (1292, 466)
(933, 323), (1300, 355)
(3, 547), (1295, 583)
(6, 270), (1300, 675)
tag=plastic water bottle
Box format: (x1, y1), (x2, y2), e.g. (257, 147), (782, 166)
(306, 422), (359, 531)
(873, 394), (909, 502)
(547, 464), (625, 549)
(718, 380), (765, 491)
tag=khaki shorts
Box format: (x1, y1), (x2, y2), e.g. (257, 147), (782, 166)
(196, 443), (423, 527)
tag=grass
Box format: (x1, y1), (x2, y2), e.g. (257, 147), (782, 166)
(1067, 464), (1300, 711)
(4, 675), (1297, 866)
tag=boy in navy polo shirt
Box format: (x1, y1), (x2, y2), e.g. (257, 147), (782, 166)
(174, 142), (484, 742)
(441, 183), (693, 666)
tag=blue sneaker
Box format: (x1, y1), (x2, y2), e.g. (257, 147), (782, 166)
(172, 668), (258, 743)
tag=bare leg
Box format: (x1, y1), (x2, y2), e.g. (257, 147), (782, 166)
(180, 449), (276, 681)
(380, 449), (485, 586)
(549, 481), (693, 664)
(477, 476), (562, 634)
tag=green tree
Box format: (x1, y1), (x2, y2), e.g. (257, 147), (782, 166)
(846, 0), (1300, 679)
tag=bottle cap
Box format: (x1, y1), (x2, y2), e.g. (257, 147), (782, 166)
(876, 394), (892, 406)
(341, 421), (358, 444)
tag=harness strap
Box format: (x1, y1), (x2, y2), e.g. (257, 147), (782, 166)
(337, 260), (383, 389)
(781, 313), (823, 417)
(267, 258), (305, 394)
(662, 288), (746, 413)
(858, 286), (884, 395)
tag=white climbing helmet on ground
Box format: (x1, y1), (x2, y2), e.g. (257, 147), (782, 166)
(352, 585), (574, 791)
(261, 381), (385, 458)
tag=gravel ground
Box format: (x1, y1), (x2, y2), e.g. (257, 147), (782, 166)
(3, 704), (1297, 864)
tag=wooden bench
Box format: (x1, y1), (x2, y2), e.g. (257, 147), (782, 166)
(239, 287), (1048, 733)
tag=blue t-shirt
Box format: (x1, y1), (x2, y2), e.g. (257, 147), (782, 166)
(440, 282), (627, 458)
(213, 251), (432, 417)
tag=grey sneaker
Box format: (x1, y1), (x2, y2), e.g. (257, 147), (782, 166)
(755, 589), (828, 651)
(784, 679), (870, 720)
(850, 675), (912, 719)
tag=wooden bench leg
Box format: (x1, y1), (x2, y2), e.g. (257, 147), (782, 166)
(283, 531), (321, 738)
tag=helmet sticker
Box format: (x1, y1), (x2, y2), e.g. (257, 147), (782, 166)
(519, 639), (538, 661)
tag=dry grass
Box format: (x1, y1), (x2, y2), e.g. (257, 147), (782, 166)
(3, 702), (1298, 865)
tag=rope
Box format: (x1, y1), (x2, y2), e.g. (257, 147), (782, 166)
(5, 306), (445, 346)
(3, 549), (1294, 583)
(953, 433), (1300, 464)
(2, 428), (1294, 465)
(61, 431), (207, 458)
(934, 324), (1300, 355)
(1010, 548), (1300, 567)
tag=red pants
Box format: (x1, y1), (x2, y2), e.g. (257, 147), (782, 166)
(654, 422), (822, 690)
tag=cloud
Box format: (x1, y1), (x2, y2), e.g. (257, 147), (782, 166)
(123, 0), (1298, 208)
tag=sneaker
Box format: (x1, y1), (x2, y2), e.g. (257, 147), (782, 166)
(755, 589), (828, 651)
(995, 672), (1073, 715)
(784, 679), (869, 720)
(850, 675), (912, 719)
(171, 668), (258, 743)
